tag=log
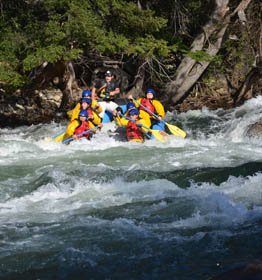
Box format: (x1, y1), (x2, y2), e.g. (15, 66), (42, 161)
(60, 62), (81, 109)
(167, 0), (253, 106)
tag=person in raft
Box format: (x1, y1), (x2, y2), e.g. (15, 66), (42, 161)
(63, 110), (99, 142)
(67, 89), (102, 122)
(126, 108), (150, 143)
(128, 88), (165, 129)
(70, 97), (102, 127)
(113, 101), (137, 127)
(91, 70), (120, 119)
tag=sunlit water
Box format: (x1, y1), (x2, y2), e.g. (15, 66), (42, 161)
(0, 97), (262, 279)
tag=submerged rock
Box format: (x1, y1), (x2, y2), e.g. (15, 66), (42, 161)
(246, 120), (262, 138)
(211, 261), (262, 280)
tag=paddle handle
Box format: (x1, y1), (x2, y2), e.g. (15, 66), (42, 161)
(119, 113), (151, 131)
(52, 129), (66, 140)
(132, 98), (165, 124)
(62, 126), (98, 144)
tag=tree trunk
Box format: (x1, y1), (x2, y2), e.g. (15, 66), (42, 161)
(126, 65), (145, 99)
(234, 55), (262, 105)
(167, 0), (253, 106)
(60, 62), (81, 109)
(233, 0), (261, 104)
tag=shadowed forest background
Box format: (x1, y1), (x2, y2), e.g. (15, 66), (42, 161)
(0, 0), (261, 126)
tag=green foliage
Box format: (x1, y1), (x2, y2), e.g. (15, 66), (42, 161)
(0, 0), (222, 90)
(187, 50), (221, 63)
(109, 0), (167, 36)
(224, 35), (254, 69)
(44, 17), (67, 44)
(0, 64), (26, 87)
(128, 37), (174, 58)
(0, 25), (27, 87)
(93, 32), (129, 54)
(0, 0), (172, 89)
(64, 1), (102, 45)
(23, 45), (65, 71)
(23, 45), (83, 71)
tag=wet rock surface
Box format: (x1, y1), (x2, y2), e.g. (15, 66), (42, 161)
(246, 121), (262, 138)
(0, 89), (65, 127)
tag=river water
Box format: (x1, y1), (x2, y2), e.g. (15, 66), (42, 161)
(0, 97), (262, 280)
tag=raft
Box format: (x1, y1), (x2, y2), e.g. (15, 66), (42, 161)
(102, 104), (167, 141)
(50, 105), (167, 143)
(102, 105), (165, 129)
(102, 104), (127, 123)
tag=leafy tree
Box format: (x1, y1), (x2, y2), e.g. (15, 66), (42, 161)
(0, 0), (171, 89)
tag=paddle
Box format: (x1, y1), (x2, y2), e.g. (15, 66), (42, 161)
(53, 132), (66, 142)
(51, 129), (66, 139)
(116, 114), (123, 126)
(62, 126), (99, 144)
(97, 83), (107, 94)
(46, 129), (66, 142)
(119, 113), (168, 143)
(132, 98), (187, 138)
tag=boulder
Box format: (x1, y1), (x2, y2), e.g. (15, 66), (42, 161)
(246, 120), (262, 138)
(37, 88), (63, 110)
(0, 88), (65, 127)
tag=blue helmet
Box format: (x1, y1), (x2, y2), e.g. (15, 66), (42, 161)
(146, 88), (155, 96)
(81, 97), (92, 104)
(129, 108), (139, 116)
(126, 102), (136, 110)
(82, 90), (92, 98)
(79, 110), (88, 118)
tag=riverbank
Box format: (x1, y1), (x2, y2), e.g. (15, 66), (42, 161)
(0, 88), (65, 127)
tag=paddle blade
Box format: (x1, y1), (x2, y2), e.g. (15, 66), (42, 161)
(53, 132), (66, 142)
(45, 137), (52, 142)
(67, 109), (73, 118)
(116, 115), (124, 127)
(151, 130), (168, 143)
(45, 132), (65, 143)
(166, 123), (186, 138)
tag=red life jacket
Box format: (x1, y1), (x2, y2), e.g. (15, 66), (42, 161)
(87, 108), (93, 118)
(75, 120), (91, 139)
(139, 98), (155, 115)
(126, 121), (144, 142)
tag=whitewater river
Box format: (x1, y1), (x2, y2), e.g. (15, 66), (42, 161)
(0, 97), (262, 279)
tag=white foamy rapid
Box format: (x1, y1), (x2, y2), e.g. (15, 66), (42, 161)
(1, 96), (262, 169)
(0, 97), (261, 280)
